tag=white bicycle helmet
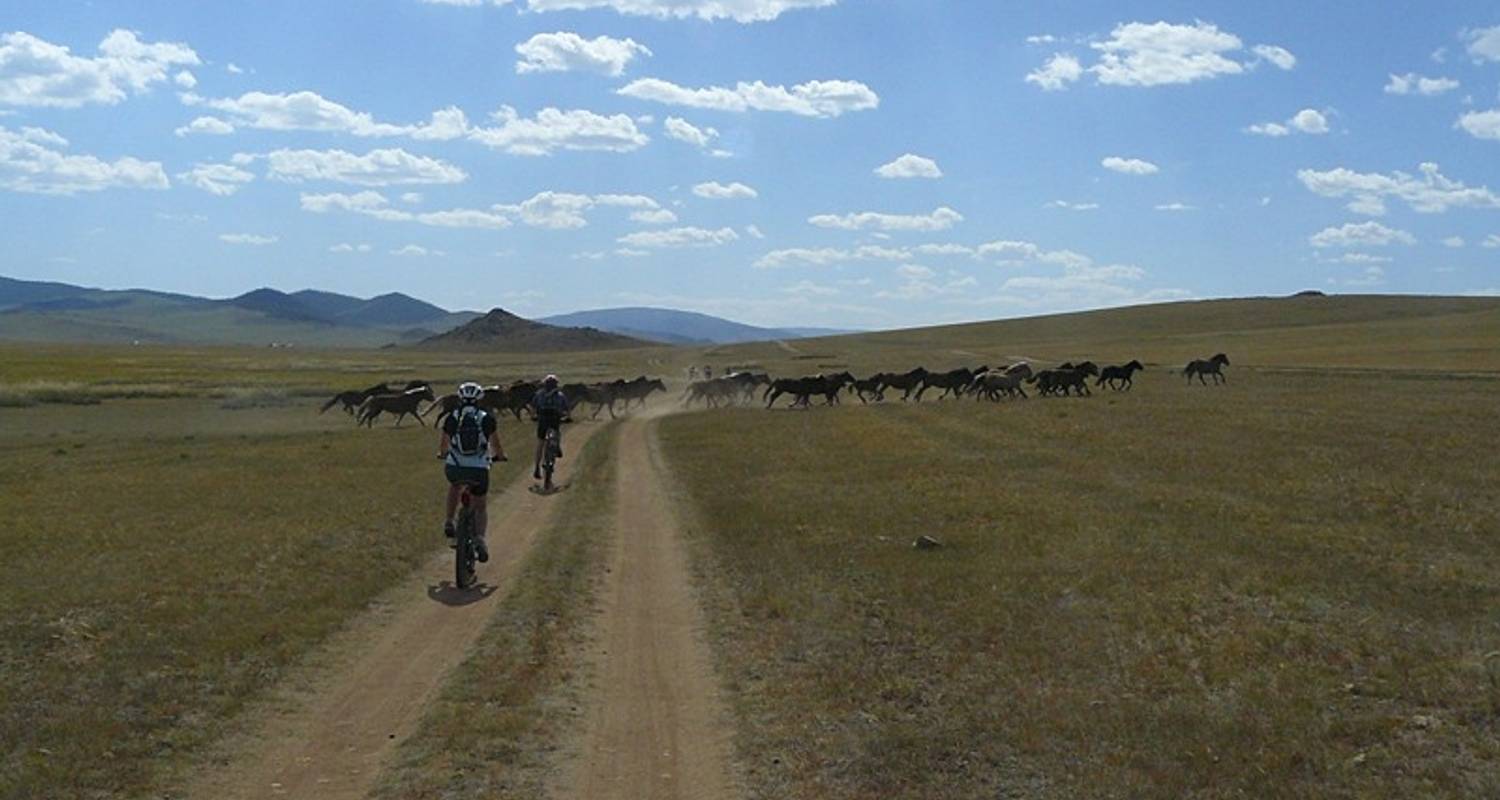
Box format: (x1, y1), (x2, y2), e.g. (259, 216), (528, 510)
(457, 381), (484, 403)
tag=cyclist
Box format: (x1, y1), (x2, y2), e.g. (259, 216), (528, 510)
(531, 374), (568, 480)
(438, 381), (507, 561)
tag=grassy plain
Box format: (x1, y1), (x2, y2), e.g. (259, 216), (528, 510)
(660, 358), (1500, 796)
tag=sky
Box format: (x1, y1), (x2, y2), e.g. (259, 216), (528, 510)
(3, 1), (1500, 329)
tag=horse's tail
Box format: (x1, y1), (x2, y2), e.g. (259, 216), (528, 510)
(319, 395), (338, 414)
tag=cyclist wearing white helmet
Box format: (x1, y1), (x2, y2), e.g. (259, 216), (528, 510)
(438, 381), (507, 560)
(530, 374), (568, 480)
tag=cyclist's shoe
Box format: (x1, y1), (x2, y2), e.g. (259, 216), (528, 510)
(475, 535), (489, 563)
(533, 467), (542, 480)
(443, 519), (455, 539)
(555, 445), (563, 459)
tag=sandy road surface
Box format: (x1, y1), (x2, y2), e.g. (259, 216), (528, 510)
(553, 410), (738, 800)
(176, 421), (604, 800)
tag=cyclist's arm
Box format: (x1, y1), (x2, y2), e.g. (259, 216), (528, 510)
(436, 429), (450, 459)
(487, 432), (507, 461)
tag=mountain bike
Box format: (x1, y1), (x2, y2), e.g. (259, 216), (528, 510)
(453, 484), (479, 589)
(541, 426), (560, 492)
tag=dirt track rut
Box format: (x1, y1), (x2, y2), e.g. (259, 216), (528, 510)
(177, 422), (603, 800)
(553, 412), (738, 800)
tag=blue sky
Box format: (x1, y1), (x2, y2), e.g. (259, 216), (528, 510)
(3, 1), (1500, 328)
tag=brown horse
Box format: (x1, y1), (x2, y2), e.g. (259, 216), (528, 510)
(1184, 353), (1230, 385)
(358, 386), (436, 427)
(319, 382), (392, 416)
(1097, 360), (1144, 390)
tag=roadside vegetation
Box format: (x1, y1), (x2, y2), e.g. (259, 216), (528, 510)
(0, 400), (525, 799)
(371, 423), (620, 799)
(659, 370), (1500, 798)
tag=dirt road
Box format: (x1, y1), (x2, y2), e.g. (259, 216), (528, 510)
(177, 422), (604, 800)
(553, 411), (738, 800)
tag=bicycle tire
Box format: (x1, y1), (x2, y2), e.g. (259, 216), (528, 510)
(455, 508), (477, 589)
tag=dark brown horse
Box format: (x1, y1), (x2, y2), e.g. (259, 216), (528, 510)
(915, 366), (988, 401)
(1097, 360), (1144, 390)
(319, 382), (393, 415)
(1184, 353), (1230, 385)
(358, 385), (436, 427)
(875, 368), (929, 401)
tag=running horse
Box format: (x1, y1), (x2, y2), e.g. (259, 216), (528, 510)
(358, 385), (437, 427)
(1183, 353), (1230, 385)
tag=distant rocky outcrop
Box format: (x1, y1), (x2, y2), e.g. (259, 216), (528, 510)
(415, 308), (647, 351)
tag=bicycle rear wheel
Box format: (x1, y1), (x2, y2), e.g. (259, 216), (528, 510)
(455, 508), (477, 589)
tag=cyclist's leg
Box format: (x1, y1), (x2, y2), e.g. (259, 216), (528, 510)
(468, 471), (491, 560)
(533, 420), (546, 478)
(442, 466), (464, 536)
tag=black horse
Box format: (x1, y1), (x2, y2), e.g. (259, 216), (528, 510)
(1184, 353), (1230, 385)
(1097, 360), (1144, 391)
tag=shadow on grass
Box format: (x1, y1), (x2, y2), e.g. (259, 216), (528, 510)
(425, 581), (498, 606)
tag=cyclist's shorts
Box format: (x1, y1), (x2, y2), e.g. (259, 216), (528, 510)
(445, 464), (490, 496)
(536, 415), (562, 441)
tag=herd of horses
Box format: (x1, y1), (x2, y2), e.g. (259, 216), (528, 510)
(683, 353), (1229, 409)
(318, 376), (668, 427)
(317, 354), (1230, 424)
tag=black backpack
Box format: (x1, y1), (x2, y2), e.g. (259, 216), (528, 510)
(453, 406), (487, 456)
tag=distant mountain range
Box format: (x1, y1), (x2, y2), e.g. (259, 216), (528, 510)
(0, 276), (853, 348)
(538, 307), (857, 345)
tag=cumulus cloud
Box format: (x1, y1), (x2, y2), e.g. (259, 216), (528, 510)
(1027, 21), (1293, 90)
(1385, 73), (1459, 96)
(303, 187), (667, 230)
(263, 147), (467, 186)
(178, 162), (255, 196)
(0, 29), (200, 108)
(174, 116), (234, 136)
(631, 208), (677, 224)
(807, 206), (963, 232)
(329, 243), (372, 253)
(618, 225), (740, 248)
(1297, 162), (1500, 215)
(496, 190), (661, 228)
(1025, 53), (1083, 91)
(468, 105), (649, 155)
(0, 125), (168, 194)
(186, 90), (416, 136)
(301, 190), (512, 229)
(1457, 110), (1500, 141)
(618, 77), (878, 117)
(1483, 235), (1500, 249)
(174, 70), (197, 89)
(391, 244), (440, 257)
(692, 180), (757, 199)
(663, 116), (719, 149)
(1247, 108), (1329, 136)
(516, 0), (836, 23)
(874, 153), (942, 179)
(514, 31), (651, 76)
(1154, 202), (1195, 211)
(1308, 221), (1416, 248)
(1441, 236), (1465, 248)
(219, 233), (277, 245)
(1045, 200), (1100, 211)
(1101, 156), (1158, 175)
(1465, 25), (1500, 63)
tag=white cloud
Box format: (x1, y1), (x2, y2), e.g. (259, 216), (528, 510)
(663, 116), (719, 149)
(1457, 109), (1500, 141)
(1484, 235), (1500, 249)
(391, 244), (441, 257)
(631, 208), (677, 224)
(0, 29), (200, 108)
(178, 162), (255, 196)
(1442, 236), (1465, 248)
(1026, 34), (1059, 45)
(492, 190), (665, 228)
(1045, 200), (1099, 211)
(226, 62), (244, 74)
(515, 31), (651, 76)
(300, 190), (512, 229)
(1308, 221), (1416, 248)
(400, 191), (423, 204)
(874, 153), (942, 179)
(807, 206), (963, 232)
(1325, 252), (1392, 265)
(618, 226), (739, 248)
(1246, 122), (1289, 137)
(1289, 108), (1329, 134)
(1025, 53), (1083, 91)
(1297, 162), (1500, 215)
(1250, 44), (1297, 70)
(1385, 73), (1459, 96)
(618, 77), (878, 117)
(1465, 26), (1500, 63)
(329, 242), (372, 253)
(263, 147), (467, 186)
(1091, 21), (1251, 86)
(745, 224), (764, 239)
(174, 70), (197, 89)
(782, 280), (839, 297)
(174, 116), (234, 136)
(188, 90), (415, 136)
(692, 180), (757, 199)
(468, 106), (649, 155)
(1101, 156), (1158, 175)
(1029, 22), (1294, 91)
(219, 233), (277, 245)
(0, 125), (168, 194)
(517, 0), (836, 23)
(615, 247), (650, 257)
(1154, 202), (1195, 211)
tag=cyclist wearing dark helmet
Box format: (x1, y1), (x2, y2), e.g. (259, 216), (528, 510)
(438, 381), (507, 561)
(530, 374), (568, 480)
